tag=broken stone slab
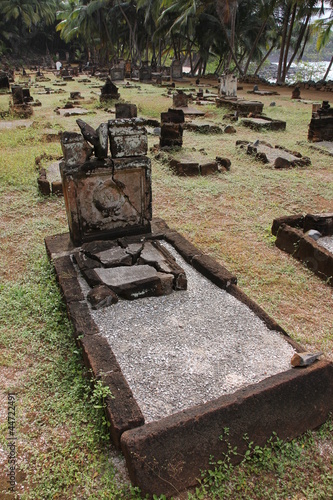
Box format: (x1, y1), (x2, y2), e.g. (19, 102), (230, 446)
(138, 241), (187, 290)
(108, 119), (148, 158)
(94, 264), (172, 299)
(96, 122), (108, 159)
(291, 352), (323, 367)
(61, 131), (93, 167)
(170, 159), (199, 176)
(93, 246), (133, 267)
(76, 119), (99, 146)
(216, 157), (231, 171)
(87, 284), (119, 309)
(56, 107), (91, 117)
(244, 140), (311, 168)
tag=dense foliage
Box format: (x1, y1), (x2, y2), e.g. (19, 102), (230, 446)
(0, 1), (333, 82)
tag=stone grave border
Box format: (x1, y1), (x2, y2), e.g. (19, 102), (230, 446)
(272, 214), (333, 286)
(241, 115), (286, 131)
(45, 218), (333, 497)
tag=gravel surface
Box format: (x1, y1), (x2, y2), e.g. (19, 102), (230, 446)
(78, 242), (296, 423)
(317, 235), (333, 255)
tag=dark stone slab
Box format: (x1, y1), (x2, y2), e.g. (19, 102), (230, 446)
(242, 116), (286, 132)
(66, 301), (99, 339)
(192, 254), (237, 290)
(53, 255), (84, 303)
(51, 181), (63, 196)
(87, 284), (119, 309)
(200, 162), (219, 176)
(45, 233), (76, 260)
(103, 372), (145, 449)
(275, 224), (303, 255)
(94, 265), (162, 299)
(38, 177), (50, 196)
(115, 103), (137, 119)
(271, 215), (304, 236)
(170, 159), (199, 176)
(303, 213), (333, 236)
(80, 334), (121, 377)
(164, 230), (202, 264)
(121, 360), (333, 496)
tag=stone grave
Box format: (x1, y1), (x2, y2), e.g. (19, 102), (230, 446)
(100, 77), (120, 102)
(10, 85), (33, 117)
(241, 115), (286, 131)
(110, 62), (125, 81)
(38, 161), (63, 196)
(160, 108), (184, 148)
(139, 61), (152, 82)
(219, 73), (237, 97)
(170, 59), (183, 80)
(272, 213), (333, 286)
(237, 140), (311, 168)
(216, 96), (264, 116)
(45, 110), (333, 497)
(115, 103), (137, 119)
(308, 100), (333, 142)
(0, 71), (10, 90)
(167, 153), (228, 176)
(173, 90), (188, 108)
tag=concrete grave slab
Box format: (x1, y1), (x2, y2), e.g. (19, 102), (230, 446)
(46, 219), (333, 496)
(216, 97), (264, 116)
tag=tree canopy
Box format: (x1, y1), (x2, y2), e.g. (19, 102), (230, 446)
(0, 0), (332, 81)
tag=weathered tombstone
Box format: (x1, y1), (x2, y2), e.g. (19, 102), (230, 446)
(60, 118), (152, 245)
(139, 61), (152, 82)
(219, 74), (237, 97)
(110, 62), (125, 81)
(170, 60), (183, 80)
(160, 108), (184, 148)
(100, 77), (120, 102)
(0, 72), (10, 90)
(11, 85), (24, 105)
(292, 86), (301, 99)
(173, 91), (188, 108)
(308, 100), (333, 142)
(115, 103), (137, 119)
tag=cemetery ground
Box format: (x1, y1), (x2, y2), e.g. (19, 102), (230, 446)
(0, 72), (332, 499)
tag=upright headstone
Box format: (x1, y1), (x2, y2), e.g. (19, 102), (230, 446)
(110, 61), (125, 81)
(100, 77), (120, 102)
(220, 74), (237, 97)
(160, 108), (184, 148)
(60, 118), (152, 244)
(170, 60), (183, 80)
(139, 61), (152, 82)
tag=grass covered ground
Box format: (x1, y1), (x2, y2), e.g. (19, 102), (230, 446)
(0, 72), (332, 499)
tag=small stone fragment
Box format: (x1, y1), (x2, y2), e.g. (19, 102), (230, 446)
(291, 352), (323, 367)
(87, 285), (118, 309)
(224, 125), (236, 134)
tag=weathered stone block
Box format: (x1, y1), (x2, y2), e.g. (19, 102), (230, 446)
(87, 285), (119, 309)
(108, 119), (148, 158)
(161, 109), (185, 124)
(61, 131), (93, 167)
(115, 103), (137, 119)
(170, 159), (199, 176)
(200, 162), (218, 176)
(160, 123), (183, 147)
(173, 92), (188, 108)
(60, 156), (152, 245)
(304, 213), (333, 236)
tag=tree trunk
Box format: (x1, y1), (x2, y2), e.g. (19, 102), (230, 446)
(286, 14), (310, 75)
(254, 44), (275, 76)
(282, 3), (297, 81)
(243, 20), (267, 77)
(215, 0), (243, 75)
(323, 55), (333, 81)
(277, 3), (291, 83)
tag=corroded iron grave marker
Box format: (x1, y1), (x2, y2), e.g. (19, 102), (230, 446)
(46, 114), (333, 497)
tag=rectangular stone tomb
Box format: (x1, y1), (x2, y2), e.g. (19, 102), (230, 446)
(272, 213), (333, 286)
(237, 140), (310, 168)
(45, 220), (333, 497)
(241, 116), (286, 131)
(216, 97), (264, 115)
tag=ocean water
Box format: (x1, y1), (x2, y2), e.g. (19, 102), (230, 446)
(271, 60), (333, 83)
